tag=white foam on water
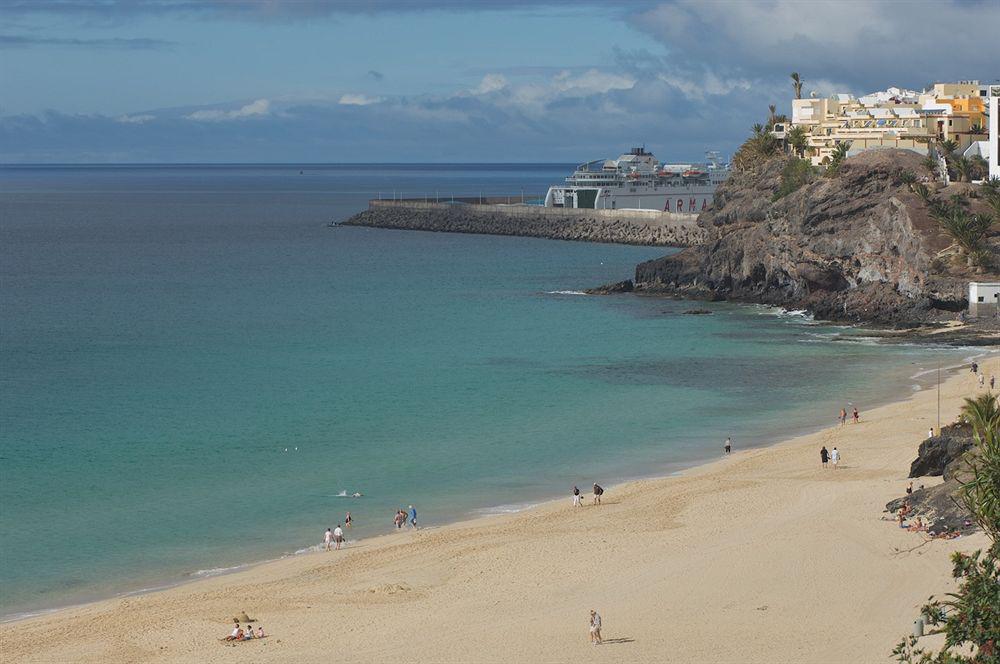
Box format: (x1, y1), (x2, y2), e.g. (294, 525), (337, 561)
(190, 564), (248, 578)
(473, 501), (540, 516)
(544, 290), (588, 296)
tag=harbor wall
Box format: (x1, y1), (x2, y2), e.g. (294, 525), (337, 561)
(339, 200), (706, 247)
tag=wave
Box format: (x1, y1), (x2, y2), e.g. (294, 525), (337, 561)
(544, 290), (587, 296)
(190, 564), (249, 578)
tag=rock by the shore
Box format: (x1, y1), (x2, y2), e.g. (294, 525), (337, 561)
(585, 279), (634, 294)
(908, 427), (975, 478)
(340, 205), (704, 247)
(628, 150), (1000, 326)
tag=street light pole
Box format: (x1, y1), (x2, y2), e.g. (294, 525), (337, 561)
(937, 363), (941, 435)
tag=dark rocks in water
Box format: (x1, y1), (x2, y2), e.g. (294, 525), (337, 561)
(682, 309), (713, 315)
(908, 431), (974, 478)
(629, 149), (1000, 325)
(586, 279), (633, 295)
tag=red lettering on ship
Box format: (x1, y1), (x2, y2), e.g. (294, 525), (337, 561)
(677, 199), (683, 212)
(663, 199), (670, 212)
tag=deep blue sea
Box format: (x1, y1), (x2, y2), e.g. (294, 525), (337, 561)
(0, 164), (975, 619)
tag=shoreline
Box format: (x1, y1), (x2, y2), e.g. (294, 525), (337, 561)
(2, 355), (997, 662)
(0, 334), (989, 626)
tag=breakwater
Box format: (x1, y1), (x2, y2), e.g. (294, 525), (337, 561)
(340, 199), (705, 247)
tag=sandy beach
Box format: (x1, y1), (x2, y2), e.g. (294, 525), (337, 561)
(2, 356), (994, 664)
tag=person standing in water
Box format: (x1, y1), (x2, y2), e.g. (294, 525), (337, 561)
(852, 407), (859, 424)
(572, 485), (582, 507)
(820, 446), (829, 468)
(408, 505), (418, 529)
(724, 437), (732, 455)
(839, 408), (847, 426)
(345, 511), (353, 529)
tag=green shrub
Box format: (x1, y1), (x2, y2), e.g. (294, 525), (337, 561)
(772, 157), (817, 200)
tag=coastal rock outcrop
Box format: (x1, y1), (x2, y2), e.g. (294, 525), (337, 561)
(908, 423), (975, 478)
(628, 150), (1000, 325)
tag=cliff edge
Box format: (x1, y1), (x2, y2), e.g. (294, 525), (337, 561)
(627, 149), (999, 325)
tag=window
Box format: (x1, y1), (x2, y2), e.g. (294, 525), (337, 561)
(978, 296), (985, 302)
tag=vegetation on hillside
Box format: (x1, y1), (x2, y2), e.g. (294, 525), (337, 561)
(772, 157), (817, 200)
(893, 392), (1000, 663)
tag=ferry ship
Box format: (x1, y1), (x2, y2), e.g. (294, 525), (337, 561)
(543, 147), (729, 212)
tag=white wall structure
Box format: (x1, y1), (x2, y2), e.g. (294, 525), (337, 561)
(990, 86), (999, 180)
(969, 282), (1000, 317)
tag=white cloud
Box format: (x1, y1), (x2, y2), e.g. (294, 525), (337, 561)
(186, 98), (270, 121)
(473, 74), (508, 95)
(338, 93), (383, 106)
(115, 113), (156, 124)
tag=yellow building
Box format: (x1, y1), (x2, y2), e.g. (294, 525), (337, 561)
(789, 81), (990, 165)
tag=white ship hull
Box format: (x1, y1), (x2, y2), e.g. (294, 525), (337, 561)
(544, 183), (717, 213)
(544, 146), (728, 212)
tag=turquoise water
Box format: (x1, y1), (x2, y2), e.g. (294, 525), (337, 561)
(0, 165), (973, 619)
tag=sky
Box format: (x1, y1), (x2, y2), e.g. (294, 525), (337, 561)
(1, 0), (997, 163)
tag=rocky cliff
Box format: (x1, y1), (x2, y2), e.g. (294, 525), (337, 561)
(628, 150), (999, 325)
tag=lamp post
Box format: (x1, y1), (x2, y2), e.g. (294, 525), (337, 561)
(937, 362), (941, 435)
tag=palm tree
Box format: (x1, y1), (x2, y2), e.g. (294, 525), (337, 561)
(921, 155), (939, 180)
(953, 155), (972, 183)
(790, 72), (803, 99)
(751, 123), (765, 135)
(787, 126), (807, 158)
(940, 138), (959, 156)
(826, 141), (851, 175)
(962, 393), (1000, 440)
(768, 104), (777, 128)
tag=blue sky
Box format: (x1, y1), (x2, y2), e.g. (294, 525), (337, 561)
(1, 0), (997, 163)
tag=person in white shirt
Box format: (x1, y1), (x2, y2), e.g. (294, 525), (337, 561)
(333, 524), (344, 550)
(324, 527), (333, 551)
(589, 610), (602, 645)
(830, 447), (840, 469)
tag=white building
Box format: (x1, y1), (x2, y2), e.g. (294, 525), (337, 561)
(990, 85), (999, 180)
(968, 282), (1000, 317)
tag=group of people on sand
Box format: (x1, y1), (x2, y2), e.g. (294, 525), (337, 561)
(819, 445), (840, 469)
(394, 505), (417, 529)
(224, 622), (264, 642)
(572, 483), (604, 506)
(838, 406), (860, 426)
(970, 362), (995, 390)
(323, 523), (346, 551)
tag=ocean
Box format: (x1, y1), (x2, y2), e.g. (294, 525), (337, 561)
(0, 164), (975, 620)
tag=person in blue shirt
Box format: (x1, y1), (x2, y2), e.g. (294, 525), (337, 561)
(408, 505), (418, 529)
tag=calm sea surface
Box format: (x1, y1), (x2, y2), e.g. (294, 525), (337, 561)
(0, 164), (974, 618)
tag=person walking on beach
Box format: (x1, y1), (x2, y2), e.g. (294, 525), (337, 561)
(589, 610), (602, 645)
(979, 373), (985, 389)
(572, 485), (582, 507)
(852, 407), (859, 424)
(971, 361), (978, 374)
(408, 505), (418, 529)
(394, 509), (404, 529)
(839, 408), (847, 426)
(991, 375), (995, 390)
(820, 446), (829, 468)
(830, 447), (840, 469)
(345, 511), (353, 529)
(333, 524), (344, 550)
(324, 527), (333, 551)
(593, 483), (604, 505)
(724, 437), (732, 455)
